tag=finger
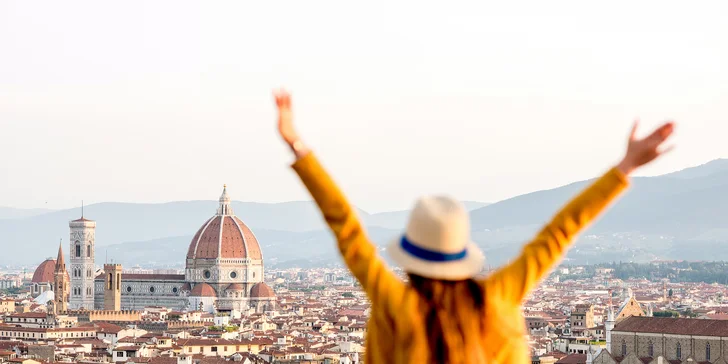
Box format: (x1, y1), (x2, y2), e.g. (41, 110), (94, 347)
(629, 119), (640, 141)
(657, 144), (676, 156)
(645, 122), (675, 144)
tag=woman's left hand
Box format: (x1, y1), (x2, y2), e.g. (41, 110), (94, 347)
(273, 89), (299, 146)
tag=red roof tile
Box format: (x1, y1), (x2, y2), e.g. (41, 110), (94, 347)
(614, 316), (728, 336)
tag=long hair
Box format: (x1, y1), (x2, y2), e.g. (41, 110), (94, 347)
(408, 273), (486, 363)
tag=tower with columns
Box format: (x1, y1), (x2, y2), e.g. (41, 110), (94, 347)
(69, 215), (96, 310)
(53, 240), (69, 314)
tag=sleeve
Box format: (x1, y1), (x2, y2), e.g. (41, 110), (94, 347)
(291, 152), (406, 311)
(483, 167), (629, 304)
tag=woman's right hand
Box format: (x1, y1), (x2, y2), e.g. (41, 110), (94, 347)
(616, 120), (675, 176)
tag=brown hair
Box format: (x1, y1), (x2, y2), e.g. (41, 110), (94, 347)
(408, 273), (486, 363)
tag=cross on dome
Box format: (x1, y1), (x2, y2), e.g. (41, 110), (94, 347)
(216, 184), (234, 216)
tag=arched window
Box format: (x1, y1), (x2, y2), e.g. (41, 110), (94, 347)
(621, 340), (627, 356)
(75, 243), (81, 257)
(648, 342), (654, 357)
(87, 245), (91, 257)
(677, 342), (682, 359)
(108, 273), (113, 289)
(706, 343), (711, 361)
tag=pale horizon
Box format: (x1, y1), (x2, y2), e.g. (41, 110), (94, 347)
(1, 0), (726, 213)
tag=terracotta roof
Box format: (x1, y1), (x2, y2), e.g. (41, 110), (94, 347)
(613, 316), (728, 336)
(94, 322), (123, 334)
(187, 215), (262, 260)
(190, 283), (217, 297)
(226, 283), (244, 291)
(8, 313), (47, 319)
(556, 353), (585, 363)
(31, 259), (68, 283)
(251, 283), (275, 298)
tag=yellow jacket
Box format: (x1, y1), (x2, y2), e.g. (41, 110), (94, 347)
(292, 153), (628, 363)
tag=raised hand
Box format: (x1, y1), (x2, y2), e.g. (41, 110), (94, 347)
(273, 89), (299, 146)
(617, 120), (675, 175)
(274, 88), (309, 158)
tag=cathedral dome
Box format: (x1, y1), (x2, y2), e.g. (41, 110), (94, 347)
(31, 258), (68, 283)
(186, 186), (263, 260)
(190, 283), (217, 297)
(250, 282), (275, 298)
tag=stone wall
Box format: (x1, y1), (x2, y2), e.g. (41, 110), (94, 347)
(67, 309), (142, 323)
(94, 280), (187, 310)
(611, 331), (728, 363)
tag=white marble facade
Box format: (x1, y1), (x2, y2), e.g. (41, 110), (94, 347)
(69, 218), (96, 310)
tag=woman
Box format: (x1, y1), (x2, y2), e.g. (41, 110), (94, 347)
(273, 89), (674, 363)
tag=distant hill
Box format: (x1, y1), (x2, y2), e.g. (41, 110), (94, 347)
(98, 226), (399, 269)
(2, 197), (487, 266)
(366, 201), (490, 230)
(0, 200), (344, 266)
(0, 206), (55, 220)
(658, 158), (728, 179)
(9, 158), (728, 268)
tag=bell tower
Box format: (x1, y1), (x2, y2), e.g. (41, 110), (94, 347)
(69, 210), (96, 310)
(53, 240), (69, 314)
(103, 264), (122, 311)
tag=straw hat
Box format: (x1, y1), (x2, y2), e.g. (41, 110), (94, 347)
(387, 195), (485, 280)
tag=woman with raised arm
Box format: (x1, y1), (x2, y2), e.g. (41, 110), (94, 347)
(274, 89), (674, 363)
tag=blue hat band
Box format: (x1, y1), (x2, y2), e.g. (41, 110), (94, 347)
(400, 235), (467, 262)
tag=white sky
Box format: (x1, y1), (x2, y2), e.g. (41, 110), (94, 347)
(0, 0), (726, 213)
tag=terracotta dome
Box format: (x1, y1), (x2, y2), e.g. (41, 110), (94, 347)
(190, 283), (217, 297)
(186, 186), (263, 260)
(250, 282), (275, 298)
(226, 283), (244, 291)
(181, 282), (192, 292)
(31, 259), (69, 283)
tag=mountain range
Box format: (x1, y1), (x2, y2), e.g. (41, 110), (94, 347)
(4, 159), (728, 269)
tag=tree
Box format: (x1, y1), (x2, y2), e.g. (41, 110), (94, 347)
(668, 289), (673, 297)
(342, 292), (355, 298)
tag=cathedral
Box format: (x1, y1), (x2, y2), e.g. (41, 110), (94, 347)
(31, 186), (276, 314)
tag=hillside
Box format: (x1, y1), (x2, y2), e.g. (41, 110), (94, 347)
(0, 198), (480, 266)
(0, 206), (55, 220)
(8, 158), (728, 268)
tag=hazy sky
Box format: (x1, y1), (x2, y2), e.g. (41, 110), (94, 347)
(1, 1), (726, 213)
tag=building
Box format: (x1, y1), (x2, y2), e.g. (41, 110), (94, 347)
(69, 215), (96, 310)
(88, 186), (276, 313)
(53, 242), (69, 314)
(0, 299), (15, 313)
(593, 316), (728, 363)
(571, 304), (595, 336)
(28, 257), (69, 298)
(614, 296), (645, 323)
(0, 278), (19, 289)
(103, 264), (122, 311)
